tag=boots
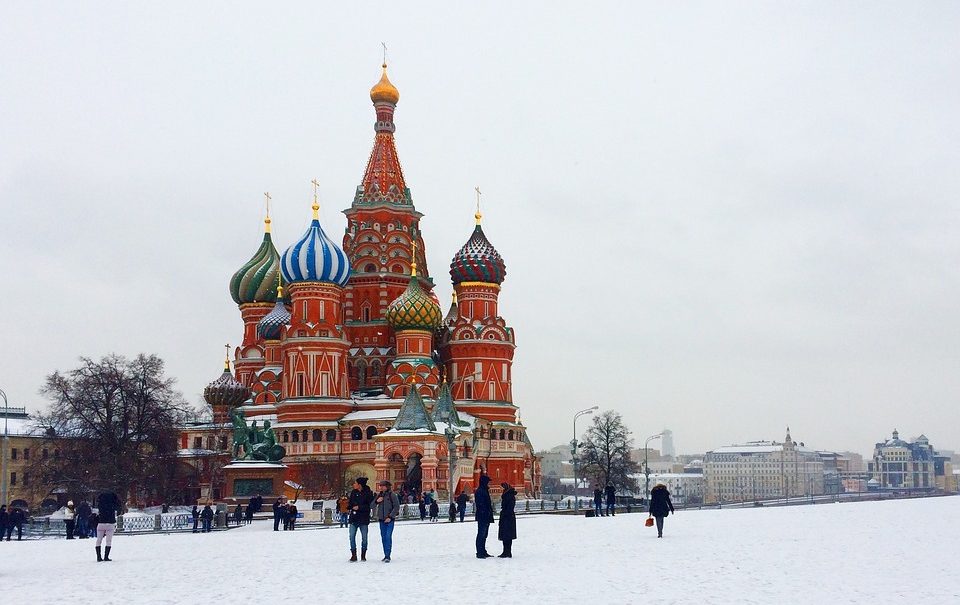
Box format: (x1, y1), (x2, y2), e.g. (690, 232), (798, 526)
(349, 549), (357, 562)
(104, 546), (112, 561)
(498, 540), (513, 558)
(361, 548), (367, 562)
(96, 546), (102, 562)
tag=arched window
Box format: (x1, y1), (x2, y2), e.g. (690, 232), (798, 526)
(282, 431), (289, 443)
(302, 430), (309, 442)
(292, 431), (299, 442)
(357, 360), (368, 387)
(351, 427), (363, 441)
(499, 429), (506, 440)
(508, 430), (514, 441)
(371, 360), (382, 384)
(312, 429), (322, 442)
(392, 264), (403, 274)
(326, 429), (337, 442)
(366, 426), (377, 439)
(491, 429), (497, 441)
(364, 263), (376, 273)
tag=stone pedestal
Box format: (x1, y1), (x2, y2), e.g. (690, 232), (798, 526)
(223, 461), (288, 500)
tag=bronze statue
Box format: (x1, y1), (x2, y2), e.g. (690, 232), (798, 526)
(230, 408), (285, 462)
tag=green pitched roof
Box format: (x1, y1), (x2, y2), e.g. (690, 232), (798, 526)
(392, 388), (437, 431)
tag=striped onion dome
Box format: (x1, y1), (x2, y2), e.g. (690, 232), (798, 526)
(387, 275), (443, 332)
(203, 366), (251, 409)
(449, 223), (506, 285)
(230, 231), (283, 304)
(281, 218), (351, 286)
(257, 298), (291, 340)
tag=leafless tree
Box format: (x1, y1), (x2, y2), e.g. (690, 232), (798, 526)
(580, 410), (640, 492)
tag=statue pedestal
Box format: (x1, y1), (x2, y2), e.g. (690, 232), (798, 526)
(223, 461), (288, 500)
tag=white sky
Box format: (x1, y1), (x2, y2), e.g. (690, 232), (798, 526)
(1, 2), (958, 457)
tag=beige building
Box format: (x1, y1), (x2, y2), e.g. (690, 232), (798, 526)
(703, 428), (825, 503)
(869, 430), (937, 491)
(1, 407), (53, 510)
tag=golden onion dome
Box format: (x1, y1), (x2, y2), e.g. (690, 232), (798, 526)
(370, 63), (400, 105)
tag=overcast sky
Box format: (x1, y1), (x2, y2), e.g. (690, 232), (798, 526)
(2, 2), (958, 457)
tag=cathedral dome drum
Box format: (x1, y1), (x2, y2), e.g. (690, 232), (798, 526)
(203, 365), (251, 409)
(281, 217), (351, 287)
(449, 223), (506, 285)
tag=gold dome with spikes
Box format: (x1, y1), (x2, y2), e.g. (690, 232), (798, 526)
(370, 63), (400, 104)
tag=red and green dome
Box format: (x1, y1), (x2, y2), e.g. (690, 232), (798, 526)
(449, 223), (506, 285)
(387, 275), (442, 331)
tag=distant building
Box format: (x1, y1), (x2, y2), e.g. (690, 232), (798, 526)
(628, 472), (704, 505)
(868, 430), (937, 491)
(1, 406), (66, 512)
(703, 428), (825, 503)
(660, 429), (676, 460)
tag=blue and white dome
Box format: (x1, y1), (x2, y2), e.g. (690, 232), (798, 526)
(281, 218), (351, 286)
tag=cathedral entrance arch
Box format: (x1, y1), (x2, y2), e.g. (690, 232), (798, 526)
(344, 462), (376, 488)
(405, 452), (423, 494)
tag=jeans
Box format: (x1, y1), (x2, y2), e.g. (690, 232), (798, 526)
(379, 520), (395, 557)
(339, 513), (348, 527)
(594, 501), (603, 516)
(655, 516), (664, 536)
(459, 508), (466, 523)
(201, 519), (212, 533)
(349, 523), (369, 550)
(192, 517), (199, 533)
(476, 520), (491, 555)
(77, 517), (89, 538)
(606, 503), (615, 516)
(273, 515), (281, 531)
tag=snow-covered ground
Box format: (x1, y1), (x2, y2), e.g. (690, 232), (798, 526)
(8, 496), (959, 604)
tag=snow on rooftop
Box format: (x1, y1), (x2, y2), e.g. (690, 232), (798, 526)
(341, 409), (400, 421)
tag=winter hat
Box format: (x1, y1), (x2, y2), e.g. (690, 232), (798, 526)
(356, 477), (368, 486)
(67, 500), (74, 506)
(379, 480), (392, 488)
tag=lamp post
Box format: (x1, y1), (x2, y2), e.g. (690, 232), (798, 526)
(644, 432), (663, 503)
(444, 425), (458, 522)
(1, 388), (8, 508)
(571, 406), (598, 512)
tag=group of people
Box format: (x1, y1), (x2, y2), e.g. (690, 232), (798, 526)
(271, 498), (299, 531)
(0, 505), (27, 541)
(593, 485), (618, 517)
(190, 504), (215, 533)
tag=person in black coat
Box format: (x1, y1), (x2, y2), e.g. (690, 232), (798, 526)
(593, 487), (604, 517)
(286, 502), (298, 531)
(648, 483), (675, 538)
(200, 504), (214, 533)
(474, 471), (494, 558)
(0, 505), (7, 539)
(605, 484), (617, 517)
(498, 482), (517, 558)
(272, 498), (283, 531)
(347, 477), (375, 562)
(191, 505), (200, 533)
(456, 491), (469, 523)
(244, 503), (254, 525)
(77, 500), (92, 539)
(6, 507), (26, 541)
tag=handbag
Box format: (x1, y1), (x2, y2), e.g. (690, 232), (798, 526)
(644, 516), (654, 527)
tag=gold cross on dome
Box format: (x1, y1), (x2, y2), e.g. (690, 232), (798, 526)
(381, 42), (388, 66)
(474, 186), (483, 224)
(310, 179), (320, 218)
(224, 343), (231, 369)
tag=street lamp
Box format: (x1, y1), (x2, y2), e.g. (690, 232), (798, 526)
(571, 406), (598, 512)
(644, 432), (663, 503)
(0, 388), (8, 508)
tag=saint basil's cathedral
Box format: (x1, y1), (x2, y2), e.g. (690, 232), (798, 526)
(183, 63), (541, 502)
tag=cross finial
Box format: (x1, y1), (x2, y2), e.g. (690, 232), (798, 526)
(310, 179), (320, 219)
(276, 268), (284, 298)
(263, 192), (272, 232)
(410, 239), (418, 277)
(224, 343), (231, 370)
(381, 42), (388, 67)
(474, 186), (482, 225)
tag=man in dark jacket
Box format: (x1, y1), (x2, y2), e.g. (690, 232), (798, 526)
(95, 490), (122, 561)
(605, 484), (617, 517)
(648, 484), (675, 538)
(347, 477), (375, 562)
(286, 502), (298, 531)
(6, 506), (25, 541)
(593, 487), (604, 517)
(374, 480), (400, 562)
(200, 504), (214, 533)
(456, 491), (469, 523)
(76, 500), (92, 539)
(272, 498), (283, 531)
(498, 482), (517, 558)
(474, 470), (494, 558)
(191, 505), (200, 533)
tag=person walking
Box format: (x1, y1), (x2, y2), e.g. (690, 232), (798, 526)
(593, 487), (604, 517)
(456, 491), (469, 523)
(286, 501), (298, 531)
(95, 490), (122, 561)
(474, 471), (494, 558)
(605, 484), (617, 517)
(64, 500), (77, 539)
(244, 502), (254, 525)
(347, 477), (374, 562)
(200, 503), (214, 533)
(429, 499), (439, 522)
(337, 494), (350, 528)
(648, 483), (675, 538)
(272, 498), (283, 531)
(233, 504), (243, 527)
(76, 500), (92, 539)
(418, 495), (427, 521)
(498, 482), (517, 558)
(0, 505), (7, 541)
(374, 480), (400, 562)
(7, 506), (25, 541)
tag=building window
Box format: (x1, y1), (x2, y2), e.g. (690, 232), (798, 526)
(283, 431), (289, 443)
(508, 430), (514, 441)
(292, 431), (300, 442)
(351, 427), (363, 441)
(312, 429), (322, 441)
(366, 426), (377, 440)
(11, 448), (17, 460)
(465, 382), (473, 399)
(23, 449), (29, 460)
(302, 430), (308, 442)
(364, 264), (376, 273)
(500, 429), (506, 440)
(326, 429), (337, 442)
(193, 437), (202, 449)
(491, 429), (497, 441)
(10, 472), (16, 485)
(54, 449), (61, 459)
(42, 449), (49, 459)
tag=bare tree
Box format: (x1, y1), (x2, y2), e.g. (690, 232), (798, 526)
(28, 354), (189, 505)
(299, 460), (348, 499)
(580, 410), (639, 492)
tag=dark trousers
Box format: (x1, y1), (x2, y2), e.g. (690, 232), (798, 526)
(606, 503), (615, 516)
(459, 508), (466, 522)
(201, 519), (212, 533)
(594, 501), (603, 516)
(655, 516), (664, 536)
(77, 517), (89, 538)
(273, 516), (281, 531)
(6, 524), (22, 540)
(476, 520), (491, 555)
(192, 517), (199, 533)
(65, 519), (75, 539)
